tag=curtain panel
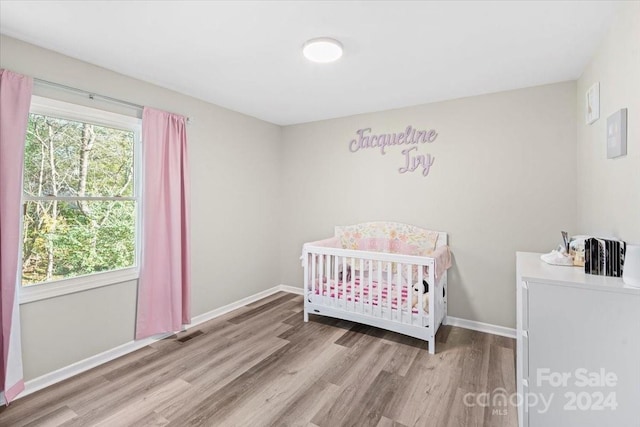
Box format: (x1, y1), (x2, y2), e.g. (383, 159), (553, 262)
(135, 107), (191, 339)
(0, 69), (33, 403)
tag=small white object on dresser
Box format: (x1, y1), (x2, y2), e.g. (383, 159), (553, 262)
(516, 252), (640, 427)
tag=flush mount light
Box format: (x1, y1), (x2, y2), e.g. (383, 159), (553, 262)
(302, 37), (343, 63)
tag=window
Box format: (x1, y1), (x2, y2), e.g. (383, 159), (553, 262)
(20, 96), (141, 302)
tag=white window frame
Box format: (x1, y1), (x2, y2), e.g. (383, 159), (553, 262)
(19, 96), (142, 304)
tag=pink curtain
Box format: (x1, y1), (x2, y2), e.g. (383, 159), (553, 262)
(135, 107), (191, 340)
(0, 69), (32, 403)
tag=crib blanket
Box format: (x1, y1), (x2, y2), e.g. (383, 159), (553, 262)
(335, 222), (439, 253)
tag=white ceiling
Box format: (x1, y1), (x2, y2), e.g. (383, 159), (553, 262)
(0, 1), (620, 125)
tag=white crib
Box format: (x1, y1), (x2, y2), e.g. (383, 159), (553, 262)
(302, 227), (449, 354)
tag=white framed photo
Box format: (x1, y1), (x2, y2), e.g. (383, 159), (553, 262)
(586, 82), (599, 124)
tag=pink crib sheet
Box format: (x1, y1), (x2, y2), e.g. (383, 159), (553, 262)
(311, 278), (427, 314)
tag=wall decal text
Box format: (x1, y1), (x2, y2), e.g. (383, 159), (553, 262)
(348, 126), (438, 177)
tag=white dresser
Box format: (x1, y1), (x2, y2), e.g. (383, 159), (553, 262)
(516, 252), (640, 427)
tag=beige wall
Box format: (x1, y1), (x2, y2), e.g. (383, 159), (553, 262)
(0, 35), (282, 380)
(576, 2), (640, 243)
(280, 82), (577, 328)
(19, 281), (137, 380)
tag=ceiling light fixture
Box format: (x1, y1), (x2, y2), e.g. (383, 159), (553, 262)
(302, 37), (343, 63)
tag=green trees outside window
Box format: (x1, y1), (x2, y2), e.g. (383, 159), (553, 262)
(22, 113), (137, 285)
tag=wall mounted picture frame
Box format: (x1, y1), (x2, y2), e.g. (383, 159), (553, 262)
(586, 82), (600, 124)
(607, 108), (627, 159)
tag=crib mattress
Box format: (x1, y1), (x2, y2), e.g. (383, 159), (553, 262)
(310, 278), (427, 314)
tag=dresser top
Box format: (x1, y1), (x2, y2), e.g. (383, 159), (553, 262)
(516, 252), (640, 295)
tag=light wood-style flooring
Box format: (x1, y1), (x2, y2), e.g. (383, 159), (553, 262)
(0, 292), (517, 427)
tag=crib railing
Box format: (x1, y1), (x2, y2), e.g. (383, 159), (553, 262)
(303, 245), (440, 328)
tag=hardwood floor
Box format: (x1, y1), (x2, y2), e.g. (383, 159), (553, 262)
(0, 292), (517, 427)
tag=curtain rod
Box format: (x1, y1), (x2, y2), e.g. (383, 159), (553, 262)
(33, 78), (192, 124)
(35, 78), (143, 110)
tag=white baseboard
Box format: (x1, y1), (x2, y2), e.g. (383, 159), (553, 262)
(8, 284), (298, 404)
(446, 316), (516, 339)
(189, 285), (292, 327)
(6, 333), (171, 405)
(278, 284), (304, 295)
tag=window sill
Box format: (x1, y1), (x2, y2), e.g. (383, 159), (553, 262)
(19, 268), (138, 304)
